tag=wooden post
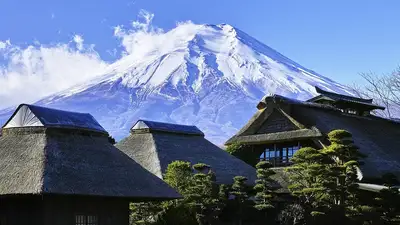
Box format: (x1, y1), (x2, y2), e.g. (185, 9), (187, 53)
(273, 144), (276, 167)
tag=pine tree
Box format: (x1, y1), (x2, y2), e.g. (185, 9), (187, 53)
(186, 163), (221, 225)
(230, 176), (249, 225)
(152, 161), (193, 225)
(285, 146), (328, 221)
(164, 160), (193, 194)
(130, 202), (162, 225)
(321, 130), (367, 222)
(254, 161), (275, 217)
(286, 130), (369, 224)
(375, 173), (400, 224)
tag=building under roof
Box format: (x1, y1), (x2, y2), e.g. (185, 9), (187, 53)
(226, 86), (400, 188)
(0, 104), (180, 225)
(116, 120), (257, 185)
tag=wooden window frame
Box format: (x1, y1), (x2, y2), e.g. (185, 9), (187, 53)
(75, 214), (98, 225)
(259, 142), (301, 167)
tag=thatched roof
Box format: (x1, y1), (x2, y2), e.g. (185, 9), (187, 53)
(307, 86), (385, 110)
(116, 120), (257, 185)
(0, 106), (180, 200)
(228, 94), (400, 180)
(226, 128), (322, 145)
(131, 120), (204, 135)
(2, 104), (107, 134)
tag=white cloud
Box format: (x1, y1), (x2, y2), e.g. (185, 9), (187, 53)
(113, 9), (198, 60)
(0, 9), (195, 109)
(0, 39), (108, 108)
(114, 9), (165, 56)
(0, 40), (11, 49)
(73, 34), (84, 51)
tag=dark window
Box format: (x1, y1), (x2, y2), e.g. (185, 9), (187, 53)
(75, 215), (97, 225)
(259, 143), (301, 167)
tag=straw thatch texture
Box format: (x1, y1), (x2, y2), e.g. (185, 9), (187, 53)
(0, 127), (180, 200)
(0, 130), (45, 194)
(116, 131), (257, 185)
(292, 103), (400, 178)
(226, 128), (322, 145)
(131, 120), (204, 136)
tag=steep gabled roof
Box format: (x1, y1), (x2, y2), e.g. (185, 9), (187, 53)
(0, 106), (180, 200)
(228, 94), (400, 179)
(227, 98), (322, 145)
(2, 104), (107, 134)
(117, 120), (257, 185)
(131, 120), (204, 136)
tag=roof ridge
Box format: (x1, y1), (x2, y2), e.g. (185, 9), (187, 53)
(315, 86), (373, 103)
(131, 120), (204, 136)
(24, 104), (91, 116)
(2, 104), (107, 134)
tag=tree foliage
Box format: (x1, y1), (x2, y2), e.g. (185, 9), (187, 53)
(108, 135), (116, 144)
(226, 142), (259, 166)
(186, 163), (222, 225)
(163, 160), (192, 194)
(254, 161), (275, 212)
(230, 176), (249, 225)
(130, 161), (234, 225)
(129, 130), (400, 225)
(374, 173), (400, 224)
(286, 129), (371, 224)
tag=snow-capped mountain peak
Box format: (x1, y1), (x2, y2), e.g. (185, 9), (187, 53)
(0, 23), (353, 144)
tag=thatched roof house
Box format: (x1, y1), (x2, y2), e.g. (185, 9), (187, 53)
(0, 104), (180, 225)
(226, 87), (400, 187)
(116, 120), (257, 185)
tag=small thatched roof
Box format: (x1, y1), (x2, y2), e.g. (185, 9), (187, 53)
(2, 104), (107, 134)
(0, 105), (180, 200)
(131, 120), (204, 135)
(228, 94), (400, 180)
(116, 120), (257, 185)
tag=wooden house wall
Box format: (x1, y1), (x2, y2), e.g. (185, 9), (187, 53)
(0, 195), (129, 225)
(256, 110), (297, 134)
(0, 196), (44, 225)
(43, 195), (129, 225)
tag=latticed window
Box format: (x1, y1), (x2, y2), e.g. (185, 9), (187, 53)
(75, 215), (98, 225)
(259, 143), (301, 166)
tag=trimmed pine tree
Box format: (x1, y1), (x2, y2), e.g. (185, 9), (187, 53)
(254, 161), (275, 216)
(230, 176), (249, 225)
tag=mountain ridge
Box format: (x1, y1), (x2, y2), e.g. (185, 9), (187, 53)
(0, 23), (354, 144)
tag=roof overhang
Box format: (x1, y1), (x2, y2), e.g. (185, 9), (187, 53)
(225, 128), (323, 145)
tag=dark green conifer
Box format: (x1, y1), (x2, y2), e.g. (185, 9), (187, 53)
(254, 161), (275, 212)
(230, 176), (249, 225)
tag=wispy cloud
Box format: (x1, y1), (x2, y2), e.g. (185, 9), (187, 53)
(114, 9), (196, 58)
(73, 34), (84, 51)
(0, 40), (11, 50)
(0, 38), (108, 108)
(0, 10), (193, 109)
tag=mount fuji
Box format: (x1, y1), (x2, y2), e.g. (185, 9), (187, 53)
(0, 23), (354, 144)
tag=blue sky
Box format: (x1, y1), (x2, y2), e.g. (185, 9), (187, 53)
(0, 0), (399, 107)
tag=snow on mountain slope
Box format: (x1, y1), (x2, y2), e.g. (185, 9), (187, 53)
(0, 23), (353, 144)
